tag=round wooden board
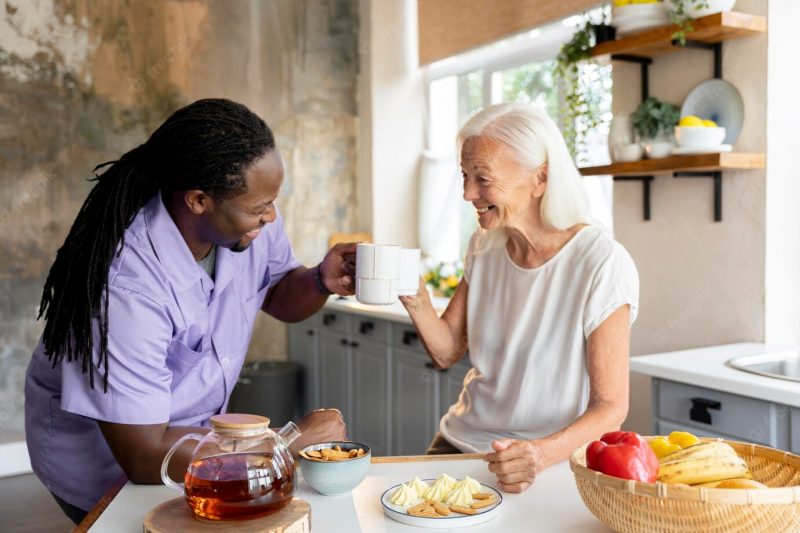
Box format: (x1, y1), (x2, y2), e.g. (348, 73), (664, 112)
(143, 498), (311, 533)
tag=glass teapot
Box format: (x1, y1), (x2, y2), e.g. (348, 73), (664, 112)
(161, 413), (300, 520)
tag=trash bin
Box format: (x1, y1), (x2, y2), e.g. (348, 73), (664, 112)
(227, 361), (301, 427)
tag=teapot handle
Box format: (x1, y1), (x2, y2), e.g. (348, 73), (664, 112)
(160, 433), (202, 492)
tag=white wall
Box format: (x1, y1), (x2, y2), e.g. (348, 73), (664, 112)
(764, 0), (800, 346)
(616, 0), (768, 433)
(358, 0), (426, 246)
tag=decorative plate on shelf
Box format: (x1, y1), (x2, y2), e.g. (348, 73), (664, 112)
(681, 79), (744, 144)
(380, 480), (503, 528)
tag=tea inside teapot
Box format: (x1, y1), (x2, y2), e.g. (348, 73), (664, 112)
(161, 413), (300, 520)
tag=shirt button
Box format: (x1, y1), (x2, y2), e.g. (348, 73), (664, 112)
(222, 357), (230, 365)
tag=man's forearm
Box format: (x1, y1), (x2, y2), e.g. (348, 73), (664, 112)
(262, 266), (329, 322)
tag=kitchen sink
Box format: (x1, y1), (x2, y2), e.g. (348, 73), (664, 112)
(727, 351), (800, 382)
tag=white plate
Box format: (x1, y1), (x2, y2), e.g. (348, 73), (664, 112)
(381, 480), (503, 528)
(671, 144), (732, 155)
(681, 79), (744, 144)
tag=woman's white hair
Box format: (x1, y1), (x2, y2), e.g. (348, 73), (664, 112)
(457, 102), (592, 231)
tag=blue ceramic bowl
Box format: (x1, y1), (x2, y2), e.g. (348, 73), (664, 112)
(299, 441), (371, 495)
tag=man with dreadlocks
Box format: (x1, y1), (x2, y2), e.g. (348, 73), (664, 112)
(24, 98), (354, 524)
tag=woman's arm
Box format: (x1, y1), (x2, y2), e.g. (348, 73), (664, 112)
(484, 304), (631, 492)
(399, 279), (469, 369)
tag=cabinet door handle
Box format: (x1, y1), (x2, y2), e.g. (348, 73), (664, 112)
(359, 321), (374, 334)
(323, 313), (336, 326)
(350, 341), (359, 348)
(690, 397), (721, 425)
(424, 362), (435, 369)
(306, 329), (314, 336)
(402, 331), (419, 345)
(340, 338), (349, 346)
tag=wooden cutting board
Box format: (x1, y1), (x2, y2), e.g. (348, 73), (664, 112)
(143, 498), (311, 533)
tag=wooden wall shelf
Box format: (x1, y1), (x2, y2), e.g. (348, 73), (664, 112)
(579, 153), (765, 177)
(580, 153), (765, 222)
(591, 11), (766, 59)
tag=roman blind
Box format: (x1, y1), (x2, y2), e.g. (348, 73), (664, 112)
(418, 0), (600, 65)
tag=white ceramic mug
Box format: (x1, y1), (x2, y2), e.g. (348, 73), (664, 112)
(355, 244), (400, 280)
(355, 244), (420, 305)
(398, 248), (421, 296)
(355, 277), (399, 305)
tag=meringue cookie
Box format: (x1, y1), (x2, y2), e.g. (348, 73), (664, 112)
(445, 483), (474, 506)
(390, 483), (420, 506)
(422, 477), (450, 502)
(407, 476), (429, 498)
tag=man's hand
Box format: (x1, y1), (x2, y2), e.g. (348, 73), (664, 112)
(483, 438), (543, 493)
(290, 409), (347, 455)
(319, 243), (357, 295)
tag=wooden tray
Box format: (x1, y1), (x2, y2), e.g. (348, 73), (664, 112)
(143, 497), (310, 533)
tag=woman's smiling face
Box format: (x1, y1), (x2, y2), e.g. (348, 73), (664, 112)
(460, 136), (545, 230)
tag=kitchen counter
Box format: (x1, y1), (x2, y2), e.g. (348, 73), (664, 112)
(630, 342), (800, 407)
(323, 295), (450, 325)
(81, 456), (610, 532)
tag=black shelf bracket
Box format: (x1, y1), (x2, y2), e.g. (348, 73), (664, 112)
(674, 171), (723, 221)
(611, 55), (653, 102)
(613, 175), (654, 220)
(672, 40), (722, 78)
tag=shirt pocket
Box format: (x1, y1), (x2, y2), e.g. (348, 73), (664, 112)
(166, 337), (208, 373)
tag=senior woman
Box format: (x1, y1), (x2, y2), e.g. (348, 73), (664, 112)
(400, 102), (639, 494)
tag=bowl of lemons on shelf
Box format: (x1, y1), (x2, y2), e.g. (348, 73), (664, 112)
(612, 0), (669, 37)
(674, 115), (726, 150)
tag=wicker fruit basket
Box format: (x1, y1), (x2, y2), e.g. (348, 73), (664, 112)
(569, 438), (800, 532)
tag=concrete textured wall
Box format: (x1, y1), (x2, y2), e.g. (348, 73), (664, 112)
(614, 0), (767, 433)
(0, 0), (359, 440)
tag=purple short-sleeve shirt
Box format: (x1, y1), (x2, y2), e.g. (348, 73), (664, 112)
(24, 193), (300, 511)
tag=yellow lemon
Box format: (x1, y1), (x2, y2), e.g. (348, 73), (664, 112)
(702, 119), (718, 128)
(679, 115), (705, 127)
(446, 275), (459, 288)
(668, 431), (700, 448)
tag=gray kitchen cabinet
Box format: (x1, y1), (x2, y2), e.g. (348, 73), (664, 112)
(791, 408), (800, 455)
(351, 338), (391, 456)
(652, 378), (790, 450)
(287, 315), (319, 417)
(318, 329), (351, 422)
(392, 346), (439, 455)
(288, 305), (476, 456)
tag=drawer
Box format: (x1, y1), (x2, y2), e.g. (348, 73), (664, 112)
(655, 379), (789, 448)
(352, 316), (390, 344)
(656, 419), (732, 441)
(392, 323), (425, 352)
(318, 310), (351, 335)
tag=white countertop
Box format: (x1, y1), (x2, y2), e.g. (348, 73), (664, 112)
(323, 296), (450, 325)
(88, 458), (609, 532)
(630, 342), (800, 406)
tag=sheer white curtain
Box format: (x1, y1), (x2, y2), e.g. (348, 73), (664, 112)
(417, 151), (461, 262)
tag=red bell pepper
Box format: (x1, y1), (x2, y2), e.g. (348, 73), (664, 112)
(585, 431), (659, 482)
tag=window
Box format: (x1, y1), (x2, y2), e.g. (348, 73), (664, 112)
(421, 14), (613, 261)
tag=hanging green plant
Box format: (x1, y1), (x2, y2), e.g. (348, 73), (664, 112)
(554, 20), (604, 162)
(667, 0), (711, 45)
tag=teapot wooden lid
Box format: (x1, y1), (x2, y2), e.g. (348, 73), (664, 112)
(143, 497), (310, 533)
(209, 413), (270, 430)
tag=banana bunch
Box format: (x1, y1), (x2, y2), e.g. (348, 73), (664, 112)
(657, 441), (752, 486)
